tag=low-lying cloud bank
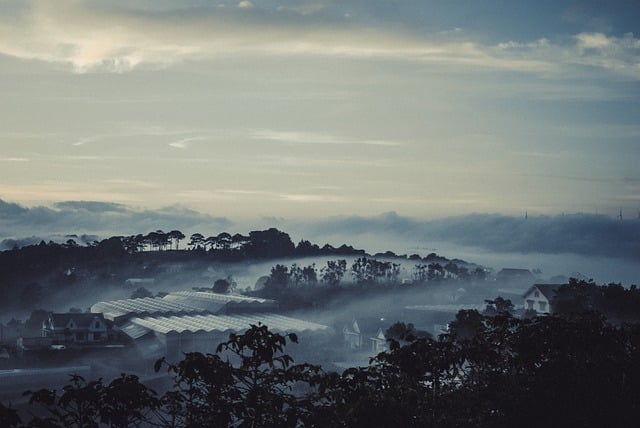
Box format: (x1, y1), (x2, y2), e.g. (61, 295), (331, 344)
(294, 212), (640, 262)
(0, 199), (230, 249)
(1, 199), (639, 263)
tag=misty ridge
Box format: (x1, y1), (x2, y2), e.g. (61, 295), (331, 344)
(2, 198), (640, 262)
(295, 211), (640, 261)
(0, 221), (488, 320)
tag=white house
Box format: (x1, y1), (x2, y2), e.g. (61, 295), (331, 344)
(343, 319), (362, 350)
(42, 313), (109, 343)
(369, 328), (387, 353)
(523, 284), (561, 314)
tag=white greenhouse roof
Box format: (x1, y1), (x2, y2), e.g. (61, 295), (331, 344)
(119, 321), (152, 340)
(162, 291), (275, 312)
(128, 312), (329, 336)
(91, 297), (205, 321)
(92, 292), (275, 322)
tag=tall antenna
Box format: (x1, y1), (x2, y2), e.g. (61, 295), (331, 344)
(525, 210), (528, 220)
(619, 208), (623, 220)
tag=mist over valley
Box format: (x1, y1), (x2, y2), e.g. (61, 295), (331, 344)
(2, 0), (640, 424)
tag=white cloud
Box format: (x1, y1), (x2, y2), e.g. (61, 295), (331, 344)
(249, 129), (402, 146)
(168, 136), (207, 149)
(72, 136), (98, 146)
(280, 193), (345, 202)
(0, 157), (29, 162)
(0, 2), (636, 78)
(237, 1), (254, 9)
(575, 32), (613, 49)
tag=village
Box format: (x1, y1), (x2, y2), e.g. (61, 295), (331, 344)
(0, 267), (560, 403)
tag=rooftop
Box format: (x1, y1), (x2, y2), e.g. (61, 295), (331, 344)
(50, 313), (104, 329)
(92, 292), (276, 321)
(91, 297), (206, 322)
(122, 312), (329, 336)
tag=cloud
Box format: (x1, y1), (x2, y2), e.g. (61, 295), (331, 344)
(168, 136), (208, 149)
(237, 1), (254, 9)
(279, 193), (345, 203)
(0, 2), (637, 78)
(53, 201), (127, 213)
(249, 129), (402, 146)
(2, 198), (639, 285)
(297, 212), (640, 262)
(0, 198), (231, 248)
(0, 157), (29, 162)
(495, 32), (640, 78)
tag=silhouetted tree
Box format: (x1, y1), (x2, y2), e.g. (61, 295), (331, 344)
(188, 233), (205, 250)
(130, 287), (153, 299)
(427, 263), (445, 281)
(213, 278), (231, 294)
(483, 296), (514, 316)
(262, 264), (289, 298)
(412, 264), (429, 283)
(156, 324), (323, 428)
(245, 228), (295, 258)
(167, 230), (185, 250)
(301, 264), (318, 285)
(320, 260), (347, 287)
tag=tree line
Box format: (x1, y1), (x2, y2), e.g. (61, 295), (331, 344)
(255, 258), (488, 304)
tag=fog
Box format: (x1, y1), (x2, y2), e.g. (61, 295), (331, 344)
(284, 212), (640, 285)
(1, 241), (635, 407)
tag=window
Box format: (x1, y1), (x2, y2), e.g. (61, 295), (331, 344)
(539, 301), (547, 312)
(534, 291), (540, 298)
(95, 321), (100, 329)
(527, 300), (534, 309)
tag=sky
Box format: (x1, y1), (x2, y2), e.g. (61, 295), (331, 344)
(1, 0), (639, 221)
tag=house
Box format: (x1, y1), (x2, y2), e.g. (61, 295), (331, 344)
(342, 317), (391, 353)
(523, 284), (561, 314)
(343, 319), (362, 350)
(42, 313), (109, 344)
(370, 329), (387, 353)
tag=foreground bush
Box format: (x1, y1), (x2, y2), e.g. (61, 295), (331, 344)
(2, 311), (640, 427)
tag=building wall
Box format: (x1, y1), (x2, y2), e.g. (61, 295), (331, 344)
(524, 289), (551, 313)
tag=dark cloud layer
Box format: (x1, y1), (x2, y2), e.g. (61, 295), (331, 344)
(0, 199), (230, 249)
(299, 212), (640, 262)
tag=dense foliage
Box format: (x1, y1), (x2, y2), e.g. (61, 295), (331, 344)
(3, 308), (639, 427)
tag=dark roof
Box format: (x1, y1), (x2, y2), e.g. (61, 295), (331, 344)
(50, 313), (104, 329)
(523, 284), (562, 300)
